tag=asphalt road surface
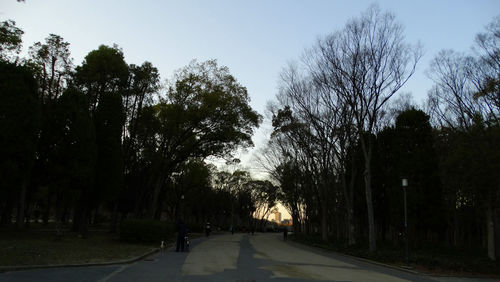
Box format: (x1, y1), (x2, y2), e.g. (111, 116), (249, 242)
(0, 233), (496, 282)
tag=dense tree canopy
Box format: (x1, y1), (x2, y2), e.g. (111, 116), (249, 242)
(0, 20), (266, 237)
(0, 20), (23, 62)
(74, 44), (129, 112)
(0, 62), (40, 228)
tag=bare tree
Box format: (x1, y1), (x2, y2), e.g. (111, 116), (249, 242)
(310, 5), (422, 252)
(472, 16), (500, 118)
(425, 16), (500, 260)
(276, 63), (341, 241)
(263, 99), (319, 236)
(274, 59), (361, 244)
(428, 17), (499, 129)
(426, 50), (487, 129)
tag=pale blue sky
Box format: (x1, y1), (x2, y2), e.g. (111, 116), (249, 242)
(2, 0), (499, 175)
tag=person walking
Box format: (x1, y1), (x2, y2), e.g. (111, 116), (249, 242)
(283, 227), (288, 241)
(205, 221), (211, 237)
(176, 219), (187, 252)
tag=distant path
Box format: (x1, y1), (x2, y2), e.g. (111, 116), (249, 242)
(0, 233), (494, 281)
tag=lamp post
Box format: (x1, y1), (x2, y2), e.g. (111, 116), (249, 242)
(402, 178), (409, 267)
(180, 194), (185, 220)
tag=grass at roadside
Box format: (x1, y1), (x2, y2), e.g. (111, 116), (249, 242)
(292, 233), (500, 277)
(0, 227), (160, 267)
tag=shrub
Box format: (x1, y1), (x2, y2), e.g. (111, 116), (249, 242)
(119, 220), (175, 243)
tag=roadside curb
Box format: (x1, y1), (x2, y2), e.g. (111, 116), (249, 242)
(0, 235), (212, 274)
(0, 248), (159, 273)
(285, 239), (419, 275)
(287, 238), (498, 279)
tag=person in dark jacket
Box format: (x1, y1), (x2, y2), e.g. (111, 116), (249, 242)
(205, 221), (211, 237)
(176, 219), (187, 252)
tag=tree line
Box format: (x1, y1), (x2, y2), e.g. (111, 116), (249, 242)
(259, 6), (499, 260)
(2, 5), (499, 261)
(0, 19), (280, 237)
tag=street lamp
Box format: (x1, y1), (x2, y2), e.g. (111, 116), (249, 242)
(402, 178), (409, 267)
(180, 194), (185, 220)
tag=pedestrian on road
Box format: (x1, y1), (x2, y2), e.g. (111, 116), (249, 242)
(184, 228), (190, 252)
(230, 225), (234, 235)
(283, 227), (288, 241)
(176, 219), (187, 252)
(205, 221), (211, 237)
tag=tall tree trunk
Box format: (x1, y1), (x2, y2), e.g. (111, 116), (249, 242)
(360, 136), (376, 252)
(16, 179), (28, 229)
(321, 198), (328, 241)
(494, 183), (500, 260)
(61, 205), (69, 224)
(42, 202), (50, 226)
(292, 209), (300, 234)
(72, 204), (81, 232)
(487, 201), (496, 260)
(24, 200), (33, 227)
(1, 200), (13, 226)
(364, 162), (376, 252)
(54, 200), (62, 241)
(109, 202), (119, 233)
(133, 184), (145, 218)
(155, 199), (163, 220)
(320, 180), (328, 241)
(454, 210), (460, 247)
(148, 178), (163, 219)
(342, 170), (356, 245)
(347, 207), (356, 245)
(494, 206), (500, 261)
(79, 208), (90, 239)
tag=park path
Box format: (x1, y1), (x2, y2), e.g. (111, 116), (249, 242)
(179, 233), (417, 281)
(0, 233), (495, 282)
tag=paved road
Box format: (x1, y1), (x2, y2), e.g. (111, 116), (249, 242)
(0, 233), (496, 282)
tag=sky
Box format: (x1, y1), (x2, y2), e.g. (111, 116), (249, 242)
(2, 0), (499, 219)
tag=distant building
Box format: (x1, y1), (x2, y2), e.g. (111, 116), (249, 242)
(272, 208), (281, 224)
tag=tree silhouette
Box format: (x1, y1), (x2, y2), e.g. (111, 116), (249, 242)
(0, 62), (40, 227)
